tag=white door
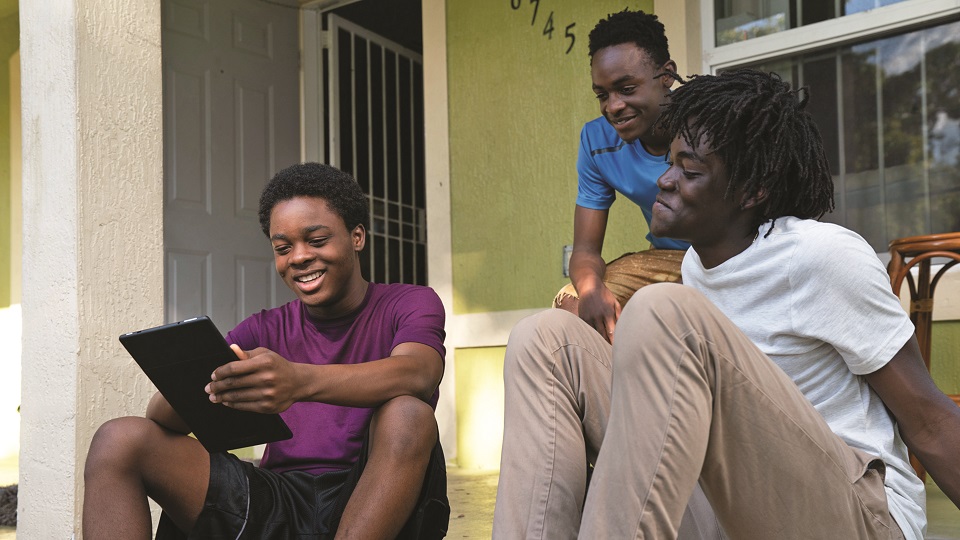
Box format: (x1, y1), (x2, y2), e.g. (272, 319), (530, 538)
(162, 0), (299, 331)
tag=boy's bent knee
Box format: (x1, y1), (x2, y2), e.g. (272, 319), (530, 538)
(89, 417), (155, 453)
(375, 395), (434, 423)
(371, 396), (438, 457)
(505, 309), (594, 367)
(624, 281), (689, 305)
(620, 283), (708, 322)
(509, 309), (582, 347)
(85, 417), (160, 477)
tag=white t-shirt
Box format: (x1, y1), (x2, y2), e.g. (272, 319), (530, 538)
(682, 216), (926, 539)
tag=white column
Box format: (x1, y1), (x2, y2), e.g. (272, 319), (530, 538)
(422, 0), (457, 462)
(19, 1), (163, 536)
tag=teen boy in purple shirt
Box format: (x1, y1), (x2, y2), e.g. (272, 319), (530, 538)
(83, 162), (449, 539)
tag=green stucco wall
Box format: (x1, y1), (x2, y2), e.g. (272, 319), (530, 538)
(0, 12), (17, 309)
(447, 1), (655, 314)
(932, 320), (960, 395)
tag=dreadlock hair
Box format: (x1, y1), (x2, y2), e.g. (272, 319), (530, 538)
(657, 69), (835, 232)
(258, 162), (369, 238)
(588, 9), (669, 66)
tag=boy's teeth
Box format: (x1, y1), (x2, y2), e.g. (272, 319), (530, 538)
(297, 271), (322, 283)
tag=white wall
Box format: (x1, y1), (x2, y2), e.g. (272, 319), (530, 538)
(19, 1), (163, 535)
(422, 0), (457, 461)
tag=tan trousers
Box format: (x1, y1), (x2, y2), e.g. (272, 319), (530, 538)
(493, 302), (724, 539)
(579, 283), (904, 539)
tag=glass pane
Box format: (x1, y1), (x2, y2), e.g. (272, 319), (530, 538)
(715, 0), (791, 46)
(844, 0), (907, 16)
(879, 32), (926, 244)
(801, 1), (839, 27)
(840, 43), (884, 249)
(925, 21), (960, 235)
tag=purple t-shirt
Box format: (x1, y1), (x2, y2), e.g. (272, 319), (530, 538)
(226, 282), (446, 475)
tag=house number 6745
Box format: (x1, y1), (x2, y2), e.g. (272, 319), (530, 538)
(510, 0), (576, 55)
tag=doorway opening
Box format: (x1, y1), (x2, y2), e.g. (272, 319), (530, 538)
(305, 0), (427, 286)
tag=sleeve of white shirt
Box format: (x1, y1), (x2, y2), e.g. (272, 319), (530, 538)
(787, 225), (915, 375)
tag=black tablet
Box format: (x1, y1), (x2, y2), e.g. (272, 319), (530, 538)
(119, 316), (293, 453)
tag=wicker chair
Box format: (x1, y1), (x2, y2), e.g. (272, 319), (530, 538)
(887, 232), (960, 480)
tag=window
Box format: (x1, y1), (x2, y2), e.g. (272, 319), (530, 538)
(715, 0), (908, 46)
(705, 1), (960, 251)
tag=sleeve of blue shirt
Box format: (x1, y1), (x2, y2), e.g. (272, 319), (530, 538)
(575, 124), (616, 211)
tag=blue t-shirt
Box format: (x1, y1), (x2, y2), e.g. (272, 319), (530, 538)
(575, 117), (689, 250)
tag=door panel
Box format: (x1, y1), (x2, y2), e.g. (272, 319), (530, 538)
(163, 0), (298, 331)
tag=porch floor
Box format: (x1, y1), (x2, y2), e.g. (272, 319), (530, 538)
(0, 462), (956, 538)
(444, 467), (960, 540)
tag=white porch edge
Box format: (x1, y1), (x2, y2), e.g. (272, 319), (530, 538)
(448, 308), (545, 349)
(421, 0), (459, 461)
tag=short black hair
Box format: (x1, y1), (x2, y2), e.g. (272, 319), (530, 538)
(588, 9), (670, 66)
(258, 162), (369, 237)
(657, 69), (834, 228)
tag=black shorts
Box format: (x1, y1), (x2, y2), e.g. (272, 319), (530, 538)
(155, 439), (449, 539)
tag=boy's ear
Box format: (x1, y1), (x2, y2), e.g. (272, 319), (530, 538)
(739, 187), (768, 210)
(352, 224), (366, 252)
(659, 60), (680, 88)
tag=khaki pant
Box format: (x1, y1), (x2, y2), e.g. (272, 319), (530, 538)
(579, 283), (903, 539)
(493, 300), (724, 539)
(553, 249), (685, 310)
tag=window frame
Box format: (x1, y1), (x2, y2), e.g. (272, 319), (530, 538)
(700, 0), (960, 73)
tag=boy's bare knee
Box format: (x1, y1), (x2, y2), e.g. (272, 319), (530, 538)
(85, 417), (158, 477)
(371, 396), (437, 458)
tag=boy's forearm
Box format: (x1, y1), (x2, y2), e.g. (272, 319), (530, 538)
(569, 251), (606, 294)
(910, 408), (960, 507)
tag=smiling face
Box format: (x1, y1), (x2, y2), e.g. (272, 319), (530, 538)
(591, 43), (675, 150)
(269, 196), (368, 319)
(651, 133), (756, 264)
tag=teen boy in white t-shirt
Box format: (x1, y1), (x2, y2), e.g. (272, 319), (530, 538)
(576, 69), (960, 539)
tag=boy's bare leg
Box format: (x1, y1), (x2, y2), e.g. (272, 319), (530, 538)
(82, 416), (211, 539)
(335, 395), (437, 540)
